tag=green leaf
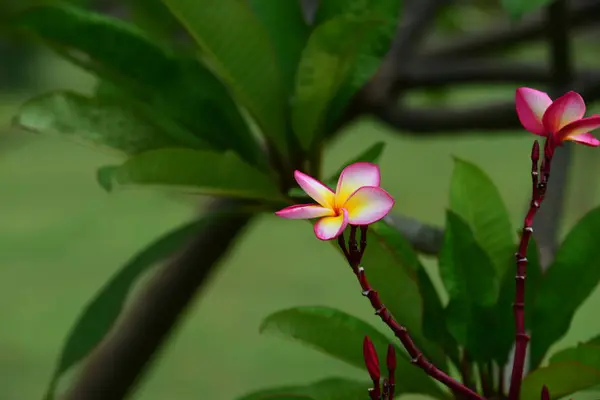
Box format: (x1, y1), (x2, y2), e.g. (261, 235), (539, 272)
(161, 0), (289, 158)
(501, 0), (553, 20)
(260, 306), (446, 399)
(369, 220), (459, 365)
(96, 165), (119, 192)
(105, 148), (282, 201)
(492, 236), (543, 365)
(314, 0), (402, 126)
(439, 211), (499, 361)
(127, 0), (183, 46)
(13, 91), (200, 155)
(353, 222), (449, 372)
(43, 217), (228, 399)
(236, 378), (370, 400)
(531, 205), (600, 367)
(247, 0), (309, 95)
(520, 362), (600, 400)
(449, 157), (514, 279)
(11, 5), (262, 166)
(292, 15), (378, 149)
(551, 343), (600, 368)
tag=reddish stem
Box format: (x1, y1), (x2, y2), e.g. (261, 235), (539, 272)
(338, 227), (485, 400)
(508, 140), (555, 400)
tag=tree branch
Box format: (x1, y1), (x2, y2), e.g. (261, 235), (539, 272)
(422, 0), (600, 60)
(63, 198), (255, 400)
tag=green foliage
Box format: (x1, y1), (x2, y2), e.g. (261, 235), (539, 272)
(439, 211), (499, 362)
(501, 0), (554, 20)
(314, 0), (403, 126)
(13, 91), (196, 156)
(369, 221), (458, 364)
(259, 306), (446, 398)
(449, 157), (514, 279)
(237, 378), (370, 400)
(531, 205), (600, 367)
(161, 0), (289, 159)
(10, 4), (262, 166)
(520, 362), (600, 400)
(247, 0), (309, 95)
(292, 16), (377, 150)
(102, 148), (283, 201)
(42, 218), (223, 400)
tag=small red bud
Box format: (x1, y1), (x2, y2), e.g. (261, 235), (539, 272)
(363, 336), (380, 382)
(541, 385), (550, 400)
(386, 344), (396, 372)
(532, 140), (540, 162)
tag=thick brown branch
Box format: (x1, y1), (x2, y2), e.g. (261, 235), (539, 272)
(64, 199), (254, 400)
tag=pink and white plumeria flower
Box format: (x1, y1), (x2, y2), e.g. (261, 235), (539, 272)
(515, 87), (600, 146)
(275, 162), (395, 241)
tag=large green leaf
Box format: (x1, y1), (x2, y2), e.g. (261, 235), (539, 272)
(161, 0), (289, 158)
(103, 148), (282, 201)
(520, 362), (600, 400)
(501, 0), (553, 19)
(236, 378), (370, 400)
(551, 342), (600, 367)
(491, 236), (543, 365)
(369, 220), (459, 365)
(314, 0), (402, 126)
(439, 211), (499, 361)
(13, 91), (201, 155)
(126, 0), (183, 46)
(260, 306), (446, 399)
(292, 16), (376, 150)
(247, 0), (309, 95)
(11, 4), (262, 165)
(531, 206), (600, 367)
(449, 158), (514, 279)
(350, 222), (448, 371)
(42, 217), (230, 399)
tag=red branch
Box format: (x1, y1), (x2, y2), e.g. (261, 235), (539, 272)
(338, 226), (485, 400)
(508, 139), (555, 400)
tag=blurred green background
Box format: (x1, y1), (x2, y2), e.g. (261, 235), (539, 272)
(3, 40), (600, 400)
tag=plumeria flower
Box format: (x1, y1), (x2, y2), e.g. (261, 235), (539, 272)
(275, 162), (395, 241)
(515, 87), (600, 146)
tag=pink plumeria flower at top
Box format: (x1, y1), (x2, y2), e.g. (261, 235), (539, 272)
(275, 162), (395, 241)
(515, 87), (600, 146)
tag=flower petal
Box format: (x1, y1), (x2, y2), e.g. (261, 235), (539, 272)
(557, 115), (600, 141)
(344, 186), (395, 225)
(335, 162), (380, 208)
(515, 87), (552, 135)
(275, 204), (335, 219)
(567, 132), (600, 147)
(294, 170), (335, 208)
(314, 208), (348, 240)
(542, 91), (586, 134)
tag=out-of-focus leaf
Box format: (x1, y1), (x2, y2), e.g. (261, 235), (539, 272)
(550, 343), (600, 368)
(248, 0), (308, 95)
(11, 4), (262, 166)
(42, 216), (237, 399)
(236, 378), (371, 400)
(161, 0), (289, 158)
(314, 0), (402, 126)
(13, 91), (200, 155)
(491, 236), (543, 365)
(96, 165), (118, 192)
(292, 16), (377, 150)
(501, 0), (553, 20)
(449, 157), (514, 279)
(260, 306), (446, 399)
(127, 0), (182, 46)
(105, 148), (282, 201)
(370, 221), (459, 365)
(520, 362), (600, 400)
(439, 211), (499, 361)
(531, 206), (600, 367)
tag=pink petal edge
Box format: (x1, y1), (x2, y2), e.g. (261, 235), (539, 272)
(335, 162), (381, 207)
(568, 132), (600, 147)
(557, 115), (600, 144)
(314, 208), (349, 241)
(344, 186), (395, 225)
(294, 170), (335, 208)
(275, 204), (335, 219)
(542, 91), (586, 134)
(515, 87), (552, 136)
